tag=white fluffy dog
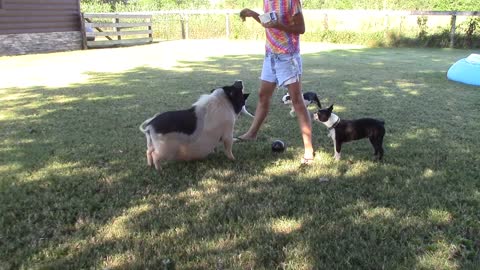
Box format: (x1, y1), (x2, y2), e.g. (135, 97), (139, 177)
(139, 80), (248, 170)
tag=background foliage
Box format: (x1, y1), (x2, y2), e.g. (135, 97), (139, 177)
(80, 0), (480, 49)
(81, 0), (480, 11)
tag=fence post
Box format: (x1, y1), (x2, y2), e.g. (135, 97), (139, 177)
(181, 15), (185, 39)
(225, 12), (230, 39)
(399, 15), (405, 36)
(181, 13), (189, 39)
(383, 12), (389, 38)
(114, 16), (121, 40)
(80, 12), (87, 50)
(323, 13), (329, 30)
(449, 13), (457, 48)
(148, 15), (153, 40)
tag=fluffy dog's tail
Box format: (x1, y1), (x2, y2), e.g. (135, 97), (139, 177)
(139, 114), (159, 133)
(140, 115), (159, 150)
(139, 118), (154, 151)
(139, 120), (149, 133)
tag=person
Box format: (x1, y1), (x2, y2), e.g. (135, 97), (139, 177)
(237, 0), (314, 165)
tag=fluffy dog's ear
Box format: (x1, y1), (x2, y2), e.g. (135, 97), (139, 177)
(233, 80), (243, 89)
(224, 88), (234, 97)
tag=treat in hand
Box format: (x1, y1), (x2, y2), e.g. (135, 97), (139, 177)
(259, 12), (278, 24)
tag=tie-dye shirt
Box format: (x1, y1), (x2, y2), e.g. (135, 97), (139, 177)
(264, 0), (302, 54)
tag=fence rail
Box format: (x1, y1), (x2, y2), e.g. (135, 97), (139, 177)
(81, 13), (153, 49)
(81, 10), (480, 48)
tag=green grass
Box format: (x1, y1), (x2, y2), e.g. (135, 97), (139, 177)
(1, 40), (479, 269)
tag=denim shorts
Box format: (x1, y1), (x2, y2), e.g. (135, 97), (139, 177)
(260, 52), (303, 87)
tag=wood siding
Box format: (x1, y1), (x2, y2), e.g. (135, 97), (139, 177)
(0, 0), (80, 34)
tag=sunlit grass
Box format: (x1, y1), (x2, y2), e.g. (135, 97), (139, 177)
(270, 217), (303, 235)
(1, 40), (479, 269)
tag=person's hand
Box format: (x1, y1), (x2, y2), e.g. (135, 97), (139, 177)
(240, 8), (257, 22)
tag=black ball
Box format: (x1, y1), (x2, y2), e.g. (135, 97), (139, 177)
(271, 140), (286, 152)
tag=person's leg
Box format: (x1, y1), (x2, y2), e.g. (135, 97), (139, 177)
(286, 80), (315, 162)
(237, 80), (276, 140)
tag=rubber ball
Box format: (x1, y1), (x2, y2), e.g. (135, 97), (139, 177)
(271, 140), (286, 152)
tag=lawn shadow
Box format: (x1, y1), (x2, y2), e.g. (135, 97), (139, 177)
(1, 46), (479, 269)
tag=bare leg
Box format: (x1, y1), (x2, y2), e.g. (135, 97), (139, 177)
(146, 148), (154, 167)
(151, 151), (163, 171)
(287, 81), (314, 161)
(237, 80), (276, 140)
(223, 124), (235, 160)
(223, 137), (235, 160)
(145, 133), (154, 166)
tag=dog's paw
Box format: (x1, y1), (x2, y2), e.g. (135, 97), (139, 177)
(225, 152), (235, 160)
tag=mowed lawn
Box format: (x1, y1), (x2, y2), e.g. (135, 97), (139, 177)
(1, 40), (479, 269)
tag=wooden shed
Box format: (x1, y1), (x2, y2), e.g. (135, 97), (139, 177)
(0, 0), (82, 56)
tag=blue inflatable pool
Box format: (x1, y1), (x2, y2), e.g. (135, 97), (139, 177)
(447, 53), (480, 86)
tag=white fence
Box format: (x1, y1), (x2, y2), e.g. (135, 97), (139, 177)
(86, 10), (480, 47)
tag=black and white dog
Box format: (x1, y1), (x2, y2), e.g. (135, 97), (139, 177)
(282, 91), (321, 116)
(313, 104), (385, 161)
(211, 88), (254, 118)
(139, 80), (248, 170)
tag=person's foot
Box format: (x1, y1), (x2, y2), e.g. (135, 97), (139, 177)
(233, 134), (256, 143)
(301, 152), (315, 165)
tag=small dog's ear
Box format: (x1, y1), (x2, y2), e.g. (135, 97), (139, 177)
(328, 104), (334, 112)
(243, 93), (250, 100)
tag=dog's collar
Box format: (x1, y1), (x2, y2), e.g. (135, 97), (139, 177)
(328, 118), (340, 130)
(326, 113), (341, 130)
